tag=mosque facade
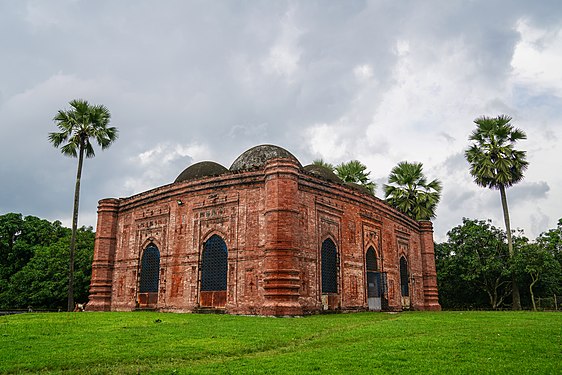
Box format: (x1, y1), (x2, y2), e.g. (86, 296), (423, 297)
(87, 145), (440, 315)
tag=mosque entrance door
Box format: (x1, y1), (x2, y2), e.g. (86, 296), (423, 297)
(321, 238), (339, 310)
(366, 247), (387, 311)
(400, 256), (411, 309)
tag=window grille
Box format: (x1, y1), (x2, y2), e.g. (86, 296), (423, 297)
(400, 256), (409, 297)
(139, 245), (160, 293)
(321, 238), (338, 294)
(201, 235), (228, 291)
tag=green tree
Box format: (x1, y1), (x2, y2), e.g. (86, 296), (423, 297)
(532, 219), (562, 306)
(437, 218), (512, 309)
(2, 225), (94, 310)
(334, 160), (376, 194)
(465, 115), (528, 310)
(48, 99), (118, 311)
(0, 214), (65, 283)
(383, 161), (442, 220)
(435, 241), (489, 309)
(537, 218), (562, 267)
(0, 213), (89, 309)
(514, 242), (561, 311)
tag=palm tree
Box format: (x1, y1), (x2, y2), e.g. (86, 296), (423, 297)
(465, 114), (528, 310)
(383, 161), (442, 220)
(334, 160), (376, 194)
(49, 99), (118, 311)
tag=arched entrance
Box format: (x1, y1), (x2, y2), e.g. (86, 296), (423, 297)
(138, 244), (160, 308)
(366, 247), (387, 311)
(399, 256), (410, 309)
(200, 234), (228, 308)
(321, 238), (339, 310)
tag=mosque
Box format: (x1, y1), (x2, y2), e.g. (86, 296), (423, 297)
(87, 144), (440, 315)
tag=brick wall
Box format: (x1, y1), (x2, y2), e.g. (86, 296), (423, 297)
(87, 158), (440, 314)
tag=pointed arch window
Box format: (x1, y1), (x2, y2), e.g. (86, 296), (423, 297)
(321, 238), (338, 294)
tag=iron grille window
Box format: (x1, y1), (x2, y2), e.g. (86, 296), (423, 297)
(400, 256), (409, 297)
(139, 245), (160, 293)
(201, 235), (228, 291)
(321, 238), (338, 294)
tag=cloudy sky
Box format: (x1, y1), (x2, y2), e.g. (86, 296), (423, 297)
(1, 0), (561, 242)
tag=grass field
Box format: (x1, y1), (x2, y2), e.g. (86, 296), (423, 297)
(0, 311), (560, 374)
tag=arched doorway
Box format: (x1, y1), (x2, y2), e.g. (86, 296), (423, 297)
(321, 238), (338, 310)
(200, 234), (228, 308)
(138, 244), (160, 308)
(366, 247), (386, 311)
(399, 256), (410, 309)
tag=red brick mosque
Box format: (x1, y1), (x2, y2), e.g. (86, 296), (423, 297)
(87, 145), (440, 315)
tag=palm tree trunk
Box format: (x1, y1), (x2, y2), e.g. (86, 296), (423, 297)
(68, 143), (84, 312)
(499, 185), (521, 310)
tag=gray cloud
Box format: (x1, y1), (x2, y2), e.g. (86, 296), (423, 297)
(509, 181), (550, 201)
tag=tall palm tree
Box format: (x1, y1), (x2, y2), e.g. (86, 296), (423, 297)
(465, 114), (528, 310)
(334, 160), (376, 194)
(383, 161), (442, 220)
(48, 99), (118, 311)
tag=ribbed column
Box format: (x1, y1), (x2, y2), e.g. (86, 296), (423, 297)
(87, 198), (119, 311)
(419, 220), (441, 311)
(261, 159), (302, 315)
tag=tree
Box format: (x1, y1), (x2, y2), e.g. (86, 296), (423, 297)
(48, 99), (118, 311)
(536, 218), (562, 266)
(383, 161), (442, 220)
(435, 241), (489, 309)
(0, 213), (94, 310)
(514, 243), (561, 311)
(437, 218), (512, 309)
(465, 115), (528, 310)
(334, 160), (376, 194)
(0, 213), (65, 283)
(0, 223), (94, 310)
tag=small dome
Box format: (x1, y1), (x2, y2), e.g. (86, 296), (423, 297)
(303, 164), (343, 184)
(230, 144), (302, 172)
(174, 161), (228, 183)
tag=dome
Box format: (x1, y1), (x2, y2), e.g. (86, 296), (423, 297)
(230, 144), (302, 172)
(303, 164), (343, 184)
(174, 161), (229, 183)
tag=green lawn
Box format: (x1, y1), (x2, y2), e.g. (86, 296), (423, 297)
(0, 311), (560, 374)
